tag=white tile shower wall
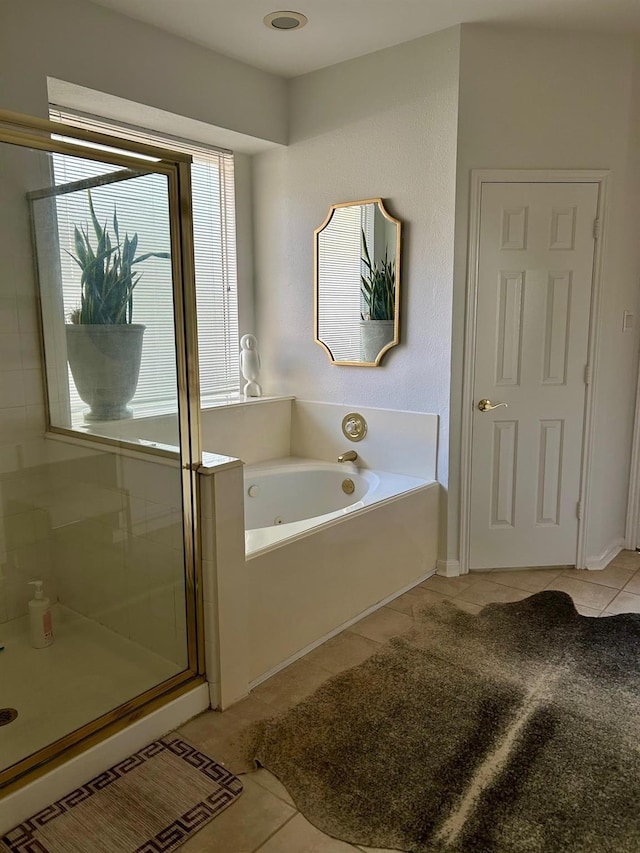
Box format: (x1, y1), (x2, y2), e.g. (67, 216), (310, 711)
(0, 465), (54, 623)
(44, 438), (187, 667)
(200, 398), (292, 463)
(0, 141), (54, 624)
(291, 400), (438, 481)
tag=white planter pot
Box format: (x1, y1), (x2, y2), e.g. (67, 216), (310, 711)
(359, 320), (394, 363)
(66, 324), (145, 421)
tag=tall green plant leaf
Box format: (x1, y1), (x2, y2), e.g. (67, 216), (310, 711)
(66, 190), (170, 325)
(360, 229), (395, 321)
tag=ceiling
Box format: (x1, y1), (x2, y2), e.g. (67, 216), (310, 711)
(88, 0), (640, 78)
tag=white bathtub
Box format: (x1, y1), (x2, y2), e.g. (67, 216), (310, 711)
(244, 457), (432, 556)
(243, 456), (439, 682)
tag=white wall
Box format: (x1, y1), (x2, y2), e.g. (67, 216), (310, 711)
(253, 27), (461, 500)
(447, 26), (640, 566)
(0, 0), (287, 144)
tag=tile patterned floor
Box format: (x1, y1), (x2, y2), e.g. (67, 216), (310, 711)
(177, 550), (640, 852)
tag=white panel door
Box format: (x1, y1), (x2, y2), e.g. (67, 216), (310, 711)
(470, 182), (599, 569)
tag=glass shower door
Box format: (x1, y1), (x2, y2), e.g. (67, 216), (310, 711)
(0, 113), (201, 788)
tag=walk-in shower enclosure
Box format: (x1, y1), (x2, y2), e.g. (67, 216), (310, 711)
(0, 111), (204, 790)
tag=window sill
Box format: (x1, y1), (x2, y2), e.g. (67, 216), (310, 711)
(201, 393), (294, 411)
(68, 393), (295, 429)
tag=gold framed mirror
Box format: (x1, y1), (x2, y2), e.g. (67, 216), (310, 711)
(314, 198), (401, 366)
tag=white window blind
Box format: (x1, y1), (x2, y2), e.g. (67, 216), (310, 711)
(317, 205), (373, 362)
(49, 108), (240, 413)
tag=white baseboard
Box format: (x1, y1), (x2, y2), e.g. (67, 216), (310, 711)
(0, 683), (209, 835)
(585, 538), (625, 571)
(436, 559), (461, 578)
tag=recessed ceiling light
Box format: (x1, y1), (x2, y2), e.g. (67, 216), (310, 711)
(263, 11), (308, 31)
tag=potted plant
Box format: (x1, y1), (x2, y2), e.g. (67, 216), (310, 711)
(65, 191), (170, 421)
(360, 228), (396, 362)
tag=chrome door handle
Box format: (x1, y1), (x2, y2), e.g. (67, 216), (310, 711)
(478, 398), (508, 412)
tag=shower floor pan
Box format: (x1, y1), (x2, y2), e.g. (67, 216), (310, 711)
(0, 606), (181, 774)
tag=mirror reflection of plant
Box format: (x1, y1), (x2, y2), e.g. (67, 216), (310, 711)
(360, 228), (395, 321)
(67, 190), (170, 324)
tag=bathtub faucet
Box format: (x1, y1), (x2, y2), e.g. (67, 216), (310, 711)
(338, 450), (358, 463)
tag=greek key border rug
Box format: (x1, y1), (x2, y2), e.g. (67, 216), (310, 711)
(2, 737), (242, 853)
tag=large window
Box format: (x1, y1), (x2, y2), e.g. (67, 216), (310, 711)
(49, 108), (240, 412)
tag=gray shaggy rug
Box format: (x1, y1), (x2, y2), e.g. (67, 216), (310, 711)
(248, 591), (640, 853)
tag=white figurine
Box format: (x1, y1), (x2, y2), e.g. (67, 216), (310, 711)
(240, 334), (262, 397)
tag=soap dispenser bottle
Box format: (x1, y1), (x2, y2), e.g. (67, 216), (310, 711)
(28, 581), (54, 648)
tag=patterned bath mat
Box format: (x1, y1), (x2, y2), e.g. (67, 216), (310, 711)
(2, 737), (242, 852)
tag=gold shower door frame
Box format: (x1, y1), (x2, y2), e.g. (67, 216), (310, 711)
(0, 110), (205, 791)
